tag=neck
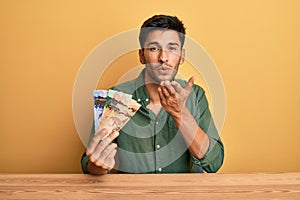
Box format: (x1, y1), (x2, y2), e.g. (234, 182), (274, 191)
(145, 83), (160, 104)
(145, 83), (162, 115)
(144, 71), (161, 105)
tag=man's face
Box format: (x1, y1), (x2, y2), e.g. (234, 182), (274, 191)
(139, 30), (185, 83)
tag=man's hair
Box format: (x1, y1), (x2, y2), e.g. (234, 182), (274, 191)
(139, 15), (186, 49)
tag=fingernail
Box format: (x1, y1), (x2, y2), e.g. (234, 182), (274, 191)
(90, 156), (95, 162)
(114, 131), (119, 137)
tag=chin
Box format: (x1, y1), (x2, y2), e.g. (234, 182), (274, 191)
(161, 73), (176, 80)
(158, 77), (173, 82)
(162, 77), (173, 81)
(147, 70), (176, 83)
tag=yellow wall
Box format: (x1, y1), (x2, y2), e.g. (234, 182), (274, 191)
(1, 0), (299, 173)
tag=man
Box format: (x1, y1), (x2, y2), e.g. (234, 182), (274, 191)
(81, 15), (224, 175)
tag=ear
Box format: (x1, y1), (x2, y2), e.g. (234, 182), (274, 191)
(179, 48), (185, 65)
(139, 49), (145, 64)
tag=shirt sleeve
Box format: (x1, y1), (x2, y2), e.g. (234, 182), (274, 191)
(80, 122), (96, 174)
(81, 152), (90, 174)
(190, 85), (224, 173)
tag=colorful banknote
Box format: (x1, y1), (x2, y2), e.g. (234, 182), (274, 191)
(93, 90), (108, 132)
(93, 89), (141, 140)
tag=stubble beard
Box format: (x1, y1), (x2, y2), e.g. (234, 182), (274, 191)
(144, 62), (180, 84)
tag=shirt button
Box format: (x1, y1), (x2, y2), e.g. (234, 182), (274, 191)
(156, 144), (160, 149)
(158, 168), (162, 172)
(156, 121), (159, 125)
(145, 98), (149, 102)
(137, 98), (141, 102)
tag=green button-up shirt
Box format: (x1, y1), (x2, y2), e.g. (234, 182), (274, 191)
(81, 69), (224, 174)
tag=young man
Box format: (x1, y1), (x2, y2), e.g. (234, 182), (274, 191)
(81, 15), (224, 175)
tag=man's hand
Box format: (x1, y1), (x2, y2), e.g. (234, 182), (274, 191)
(158, 77), (210, 159)
(158, 76), (195, 117)
(86, 128), (119, 174)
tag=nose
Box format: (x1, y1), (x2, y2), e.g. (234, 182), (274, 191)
(159, 49), (169, 63)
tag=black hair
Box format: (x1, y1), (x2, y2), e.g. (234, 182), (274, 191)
(139, 15), (186, 49)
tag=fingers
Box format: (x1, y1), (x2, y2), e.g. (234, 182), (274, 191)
(95, 145), (117, 170)
(170, 81), (183, 93)
(104, 150), (117, 170)
(101, 128), (120, 142)
(161, 80), (176, 95)
(86, 128), (119, 156)
(169, 76), (195, 93)
(157, 87), (166, 104)
(86, 129), (119, 170)
(90, 136), (117, 160)
(185, 76), (195, 91)
(158, 80), (177, 104)
(86, 128), (108, 156)
(88, 130), (119, 158)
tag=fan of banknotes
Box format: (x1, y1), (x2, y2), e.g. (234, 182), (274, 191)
(93, 89), (141, 140)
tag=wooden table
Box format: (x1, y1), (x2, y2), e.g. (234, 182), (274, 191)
(0, 173), (299, 199)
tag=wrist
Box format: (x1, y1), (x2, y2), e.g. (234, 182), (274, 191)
(172, 106), (189, 127)
(87, 160), (108, 175)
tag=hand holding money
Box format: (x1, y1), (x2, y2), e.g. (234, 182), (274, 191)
(86, 128), (119, 174)
(87, 89), (141, 174)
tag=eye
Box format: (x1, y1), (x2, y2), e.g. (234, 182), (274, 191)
(168, 46), (178, 51)
(148, 46), (160, 51)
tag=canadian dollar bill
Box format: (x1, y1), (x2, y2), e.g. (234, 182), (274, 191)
(93, 90), (108, 132)
(93, 89), (141, 140)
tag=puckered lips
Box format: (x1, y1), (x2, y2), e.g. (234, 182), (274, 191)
(156, 64), (173, 75)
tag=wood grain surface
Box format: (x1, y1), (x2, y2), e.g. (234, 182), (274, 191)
(0, 173), (299, 199)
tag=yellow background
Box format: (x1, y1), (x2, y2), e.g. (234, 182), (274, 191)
(1, 0), (299, 173)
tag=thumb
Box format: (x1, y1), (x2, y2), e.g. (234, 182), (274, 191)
(185, 76), (195, 91)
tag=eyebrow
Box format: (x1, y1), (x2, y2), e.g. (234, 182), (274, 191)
(168, 42), (180, 46)
(146, 41), (180, 47)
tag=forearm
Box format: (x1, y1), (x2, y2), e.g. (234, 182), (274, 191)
(172, 107), (210, 159)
